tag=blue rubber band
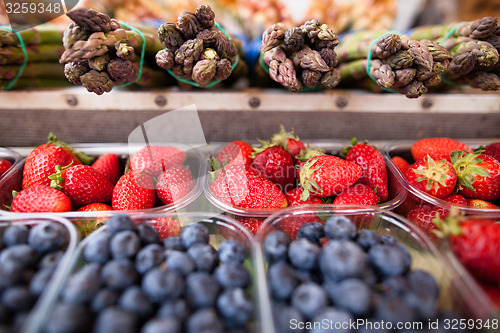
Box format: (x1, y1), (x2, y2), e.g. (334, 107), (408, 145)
(1, 27), (28, 91)
(117, 21), (146, 88)
(365, 32), (399, 93)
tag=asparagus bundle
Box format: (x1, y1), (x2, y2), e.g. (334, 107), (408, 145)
(155, 5), (241, 87)
(259, 20), (341, 92)
(60, 7), (169, 94)
(410, 17), (500, 91)
(338, 32), (453, 98)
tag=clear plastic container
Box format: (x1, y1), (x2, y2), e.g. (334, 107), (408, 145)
(0, 144), (204, 216)
(204, 141), (406, 218)
(0, 215), (80, 333)
(30, 212), (267, 333)
(384, 140), (500, 218)
(255, 205), (499, 333)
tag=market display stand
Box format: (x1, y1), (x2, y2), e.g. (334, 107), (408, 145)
(0, 88), (499, 147)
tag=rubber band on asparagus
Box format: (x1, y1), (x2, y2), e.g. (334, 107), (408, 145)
(1, 27), (28, 91)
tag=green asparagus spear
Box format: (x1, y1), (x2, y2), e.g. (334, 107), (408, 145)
(0, 44), (64, 65)
(0, 25), (63, 47)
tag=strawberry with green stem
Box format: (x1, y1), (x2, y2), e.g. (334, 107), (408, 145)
(285, 187), (323, 206)
(295, 144), (325, 183)
(405, 155), (457, 199)
(10, 185), (72, 213)
(411, 137), (472, 162)
(269, 125), (306, 160)
(251, 144), (295, 192)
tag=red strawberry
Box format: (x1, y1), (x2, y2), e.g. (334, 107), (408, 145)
(76, 203), (113, 234)
(407, 204), (443, 236)
(333, 183), (379, 206)
(452, 151), (500, 201)
(391, 156), (410, 175)
(77, 202), (112, 212)
(234, 216), (265, 235)
(277, 213), (322, 240)
(130, 146), (186, 176)
(270, 125), (306, 160)
(112, 171), (156, 211)
(295, 145), (325, 183)
(405, 155), (457, 199)
(435, 216), (500, 284)
(156, 164), (194, 205)
(51, 165), (114, 208)
(22, 133), (90, 189)
(251, 145), (295, 192)
(484, 142), (500, 163)
(443, 194), (467, 206)
(0, 159), (13, 178)
(216, 141), (254, 166)
(411, 137), (472, 162)
(345, 141), (389, 201)
(285, 187), (323, 206)
(299, 155), (362, 199)
(11, 185), (71, 213)
(91, 153), (120, 185)
(478, 281), (500, 309)
(467, 199), (499, 209)
(148, 217), (182, 240)
(210, 164), (288, 210)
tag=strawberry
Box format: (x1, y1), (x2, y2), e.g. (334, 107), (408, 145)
(295, 145), (325, 183)
(76, 203), (113, 235)
(484, 142), (500, 163)
(210, 164), (288, 210)
(216, 141), (254, 166)
(407, 204), (444, 236)
(435, 215), (500, 284)
(333, 183), (379, 206)
(452, 151), (500, 201)
(277, 213), (322, 240)
(405, 155), (457, 199)
(269, 125), (306, 160)
(251, 145), (295, 192)
(467, 199), (499, 209)
(112, 171), (156, 211)
(0, 159), (13, 178)
(411, 137), (471, 162)
(391, 156), (411, 175)
(148, 217), (182, 240)
(299, 155), (363, 200)
(91, 153), (120, 185)
(234, 216), (265, 235)
(285, 187), (323, 206)
(478, 281), (500, 309)
(50, 164), (114, 208)
(156, 164), (194, 205)
(130, 146), (186, 176)
(443, 193), (467, 206)
(345, 140), (389, 201)
(76, 202), (113, 212)
(11, 185), (71, 213)
(22, 133), (91, 189)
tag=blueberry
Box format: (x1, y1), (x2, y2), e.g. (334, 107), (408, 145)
(186, 272), (221, 309)
(214, 262), (250, 289)
(28, 222), (68, 253)
(137, 224), (161, 245)
(135, 244), (165, 274)
(407, 269), (439, 299)
(288, 238), (321, 271)
(29, 268), (54, 296)
(186, 308), (223, 333)
(142, 267), (184, 303)
(0, 260), (24, 289)
(381, 276), (409, 297)
(379, 235), (397, 245)
(0, 244), (39, 268)
(93, 306), (138, 333)
(291, 282), (328, 320)
(187, 243), (219, 272)
(3, 225), (28, 246)
(324, 215), (356, 240)
(268, 261), (299, 301)
(83, 232), (112, 263)
(361, 266), (378, 286)
(118, 286), (155, 320)
(101, 259), (138, 290)
(163, 236), (184, 251)
(40, 250), (64, 270)
(325, 278), (372, 317)
(43, 302), (90, 333)
(374, 296), (416, 325)
(319, 240), (367, 282)
(263, 231), (289, 263)
(106, 214), (136, 234)
(91, 288), (120, 313)
(217, 288), (253, 327)
(181, 223), (210, 249)
(142, 318), (181, 333)
(165, 250), (196, 276)
(218, 240), (245, 264)
(157, 298), (190, 321)
(368, 244), (411, 278)
(1, 286), (35, 312)
(356, 229), (380, 250)
(404, 291), (437, 321)
(273, 303), (304, 333)
(310, 307), (354, 333)
(110, 230), (141, 260)
(63, 263), (102, 304)
(297, 222), (325, 245)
